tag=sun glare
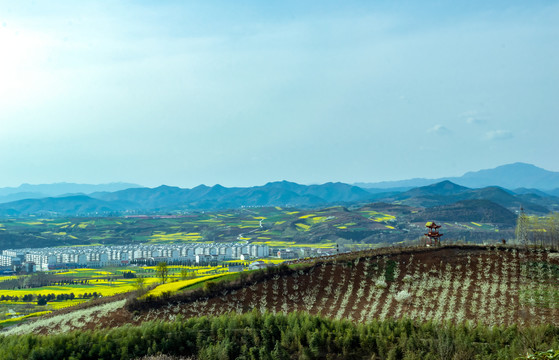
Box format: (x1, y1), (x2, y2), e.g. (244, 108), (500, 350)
(0, 26), (49, 99)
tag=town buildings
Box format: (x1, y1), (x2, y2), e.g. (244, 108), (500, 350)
(1, 243), (269, 271)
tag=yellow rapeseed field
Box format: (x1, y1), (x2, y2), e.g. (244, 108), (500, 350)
(147, 273), (228, 297)
(0, 311), (51, 326)
(295, 223), (311, 231)
(148, 232), (203, 242)
(309, 216), (329, 223)
(251, 240), (336, 249)
(0, 278), (159, 298)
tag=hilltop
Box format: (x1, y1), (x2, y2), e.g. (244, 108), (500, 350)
(380, 180), (553, 214)
(5, 245), (557, 336)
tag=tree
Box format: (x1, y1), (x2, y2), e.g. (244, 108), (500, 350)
(134, 277), (146, 290)
(180, 267), (188, 280)
(546, 212), (559, 250)
(156, 262), (169, 283)
(180, 267), (195, 280)
(515, 207), (529, 247)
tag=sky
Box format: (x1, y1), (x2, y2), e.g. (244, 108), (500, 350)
(0, 1), (558, 188)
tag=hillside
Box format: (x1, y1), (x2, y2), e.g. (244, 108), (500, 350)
(382, 180), (553, 213)
(0, 195), (141, 217)
(6, 245), (557, 337)
(0, 204), (516, 250)
(410, 199), (517, 225)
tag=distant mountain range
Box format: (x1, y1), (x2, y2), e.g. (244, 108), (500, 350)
(0, 182), (141, 203)
(0, 163), (557, 217)
(0, 179), (556, 217)
(0, 181), (374, 216)
(355, 162), (559, 191)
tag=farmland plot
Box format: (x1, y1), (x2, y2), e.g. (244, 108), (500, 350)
(128, 246), (558, 327)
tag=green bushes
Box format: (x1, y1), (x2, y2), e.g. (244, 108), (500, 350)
(0, 312), (557, 360)
(516, 349), (559, 359)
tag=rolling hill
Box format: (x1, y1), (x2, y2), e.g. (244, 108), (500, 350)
(380, 180), (553, 214)
(5, 245), (557, 336)
(0, 195), (138, 217)
(410, 199), (517, 225)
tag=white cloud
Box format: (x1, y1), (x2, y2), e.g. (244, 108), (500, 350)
(485, 130), (513, 140)
(460, 110), (488, 125)
(427, 125), (451, 134)
(466, 117), (487, 125)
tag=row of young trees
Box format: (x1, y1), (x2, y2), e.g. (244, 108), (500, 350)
(0, 311), (556, 359)
(0, 275), (94, 290)
(0, 292), (100, 303)
(516, 210), (559, 249)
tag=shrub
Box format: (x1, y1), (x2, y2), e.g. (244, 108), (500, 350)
(375, 278), (388, 289)
(384, 260), (397, 282)
(203, 281), (217, 293)
(516, 349), (559, 359)
(402, 274), (413, 283)
(395, 290), (411, 302)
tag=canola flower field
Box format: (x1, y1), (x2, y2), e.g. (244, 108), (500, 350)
(146, 273), (229, 297)
(0, 264), (240, 329)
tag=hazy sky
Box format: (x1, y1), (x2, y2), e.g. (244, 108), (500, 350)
(1, 1), (558, 188)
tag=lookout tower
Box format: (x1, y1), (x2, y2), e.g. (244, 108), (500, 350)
(424, 222), (443, 246)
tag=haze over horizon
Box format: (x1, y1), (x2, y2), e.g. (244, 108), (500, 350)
(1, 1), (557, 188)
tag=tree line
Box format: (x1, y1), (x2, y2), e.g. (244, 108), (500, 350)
(516, 211), (559, 250)
(0, 292), (100, 304)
